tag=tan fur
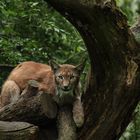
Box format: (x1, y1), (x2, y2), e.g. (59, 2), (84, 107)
(55, 64), (80, 94)
(7, 61), (55, 93)
(0, 61), (56, 108)
(0, 80), (20, 107)
(0, 61), (83, 108)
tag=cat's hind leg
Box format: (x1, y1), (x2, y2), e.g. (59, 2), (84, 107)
(0, 80), (20, 108)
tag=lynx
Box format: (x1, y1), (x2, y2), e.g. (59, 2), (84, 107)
(0, 61), (84, 127)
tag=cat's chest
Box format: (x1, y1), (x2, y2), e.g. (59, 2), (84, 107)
(53, 90), (75, 106)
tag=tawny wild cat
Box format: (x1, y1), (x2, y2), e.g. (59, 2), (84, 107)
(0, 61), (85, 127)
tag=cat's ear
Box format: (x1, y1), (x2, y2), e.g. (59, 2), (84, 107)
(75, 58), (87, 74)
(49, 60), (60, 72)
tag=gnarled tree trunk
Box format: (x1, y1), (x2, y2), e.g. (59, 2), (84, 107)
(44, 0), (140, 140)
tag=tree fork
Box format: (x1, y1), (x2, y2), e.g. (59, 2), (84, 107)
(45, 0), (140, 140)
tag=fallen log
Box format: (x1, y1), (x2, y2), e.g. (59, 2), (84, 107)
(0, 80), (57, 126)
(0, 121), (39, 140)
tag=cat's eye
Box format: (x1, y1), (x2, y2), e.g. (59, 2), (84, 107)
(70, 76), (75, 80)
(58, 75), (64, 80)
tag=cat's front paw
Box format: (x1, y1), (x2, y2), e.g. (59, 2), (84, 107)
(73, 99), (84, 127)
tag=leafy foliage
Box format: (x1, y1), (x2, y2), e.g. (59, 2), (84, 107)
(120, 105), (140, 140)
(0, 0), (86, 64)
(117, 0), (140, 25)
(0, 0), (87, 83)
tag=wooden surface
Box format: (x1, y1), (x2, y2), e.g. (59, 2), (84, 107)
(0, 80), (57, 126)
(0, 121), (38, 140)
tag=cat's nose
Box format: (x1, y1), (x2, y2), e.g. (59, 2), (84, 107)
(64, 86), (69, 90)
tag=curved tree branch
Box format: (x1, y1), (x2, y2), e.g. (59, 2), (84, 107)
(45, 0), (140, 140)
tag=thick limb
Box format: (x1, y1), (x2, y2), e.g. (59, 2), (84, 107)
(73, 98), (84, 128)
(73, 83), (84, 127)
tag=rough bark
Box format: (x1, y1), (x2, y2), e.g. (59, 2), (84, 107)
(45, 0), (140, 140)
(0, 121), (39, 140)
(0, 80), (57, 126)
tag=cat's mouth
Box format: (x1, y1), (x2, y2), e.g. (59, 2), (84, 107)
(63, 89), (70, 92)
(61, 87), (71, 92)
